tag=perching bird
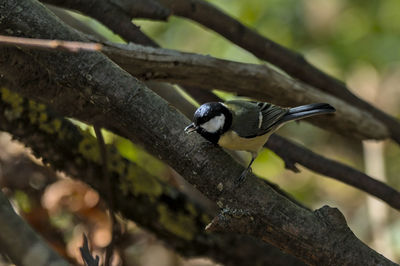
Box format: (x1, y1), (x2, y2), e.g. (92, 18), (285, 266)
(184, 100), (335, 184)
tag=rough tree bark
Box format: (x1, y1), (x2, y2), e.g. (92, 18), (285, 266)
(0, 87), (303, 266)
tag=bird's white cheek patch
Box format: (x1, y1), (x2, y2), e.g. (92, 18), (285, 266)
(201, 114), (225, 133)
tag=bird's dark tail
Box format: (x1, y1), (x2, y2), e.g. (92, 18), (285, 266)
(279, 103), (335, 123)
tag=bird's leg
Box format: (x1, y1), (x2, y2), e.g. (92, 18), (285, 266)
(235, 152), (257, 185)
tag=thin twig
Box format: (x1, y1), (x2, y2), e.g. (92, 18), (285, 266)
(94, 126), (116, 266)
(79, 234), (100, 266)
(0, 35), (102, 52)
(42, 0), (157, 46)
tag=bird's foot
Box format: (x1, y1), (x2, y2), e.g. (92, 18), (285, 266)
(234, 167), (252, 187)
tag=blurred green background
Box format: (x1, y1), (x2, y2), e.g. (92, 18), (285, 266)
(4, 0), (400, 264)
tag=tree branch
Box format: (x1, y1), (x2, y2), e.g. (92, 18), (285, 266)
(0, 87), (304, 266)
(0, 34), (387, 140)
(0, 1), (395, 264)
(206, 205), (393, 265)
(0, 34), (102, 51)
(42, 0), (159, 46)
(30, 3), (400, 212)
(43, 2), (199, 120)
(157, 0), (400, 144)
(3, 38), (399, 212)
(41, 0), (225, 120)
(266, 135), (400, 210)
(32, 1), (400, 211)
(38, 0), (391, 141)
(100, 41), (388, 140)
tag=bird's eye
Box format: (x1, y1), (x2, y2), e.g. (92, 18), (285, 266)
(197, 117), (208, 125)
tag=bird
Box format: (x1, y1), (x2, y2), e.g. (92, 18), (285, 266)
(184, 100), (335, 184)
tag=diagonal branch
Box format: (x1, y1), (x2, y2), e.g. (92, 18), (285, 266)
(40, 0), (390, 142)
(42, 1), (199, 120)
(42, 0), (159, 46)
(0, 1), (396, 264)
(157, 0), (400, 144)
(0, 34), (387, 140)
(266, 135), (400, 210)
(0, 86), (303, 266)
(101, 42), (388, 140)
(1, 46), (393, 266)
(1, 35), (399, 211)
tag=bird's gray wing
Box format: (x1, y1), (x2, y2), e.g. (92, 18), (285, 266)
(225, 101), (288, 138)
(257, 102), (289, 135)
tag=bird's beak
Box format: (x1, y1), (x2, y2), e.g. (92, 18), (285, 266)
(184, 123), (198, 134)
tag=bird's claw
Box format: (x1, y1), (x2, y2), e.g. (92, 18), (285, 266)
(234, 167), (251, 187)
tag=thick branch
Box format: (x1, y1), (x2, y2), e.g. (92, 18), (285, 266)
(102, 42), (387, 140)
(2, 37), (399, 212)
(0, 87), (302, 266)
(43, 2), (198, 119)
(0, 191), (68, 266)
(157, 0), (400, 144)
(0, 1), (395, 264)
(0, 35), (387, 140)
(41, 0), (240, 119)
(1, 50), (392, 266)
(206, 205), (392, 265)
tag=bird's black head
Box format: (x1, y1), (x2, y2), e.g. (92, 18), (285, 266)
(184, 102), (232, 144)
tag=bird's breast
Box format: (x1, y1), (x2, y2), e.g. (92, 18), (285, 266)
(217, 130), (271, 153)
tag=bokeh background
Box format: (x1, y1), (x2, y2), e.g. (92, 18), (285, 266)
(1, 0), (400, 264)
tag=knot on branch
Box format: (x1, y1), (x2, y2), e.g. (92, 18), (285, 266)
(314, 205), (348, 230)
(205, 207), (254, 234)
